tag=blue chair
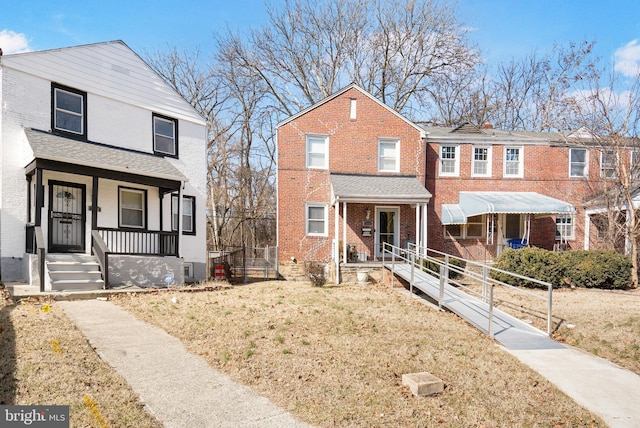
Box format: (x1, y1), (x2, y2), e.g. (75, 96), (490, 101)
(507, 238), (528, 249)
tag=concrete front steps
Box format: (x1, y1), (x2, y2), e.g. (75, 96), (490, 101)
(46, 254), (104, 291)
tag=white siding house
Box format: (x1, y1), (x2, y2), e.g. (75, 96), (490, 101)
(0, 40), (208, 290)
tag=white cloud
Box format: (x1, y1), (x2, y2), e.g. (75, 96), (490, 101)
(614, 39), (640, 77)
(0, 29), (31, 54)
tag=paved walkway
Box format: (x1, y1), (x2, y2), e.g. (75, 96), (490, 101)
(389, 263), (640, 428)
(57, 300), (311, 428)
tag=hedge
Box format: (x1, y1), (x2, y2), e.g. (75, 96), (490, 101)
(491, 248), (633, 290)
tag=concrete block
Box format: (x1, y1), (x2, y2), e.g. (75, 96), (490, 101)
(402, 372), (444, 396)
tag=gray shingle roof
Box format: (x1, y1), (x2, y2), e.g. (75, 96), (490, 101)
(24, 128), (187, 182)
(330, 173), (431, 203)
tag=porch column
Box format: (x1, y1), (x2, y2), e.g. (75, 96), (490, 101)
(342, 201), (347, 264)
(334, 198), (340, 284)
(35, 168), (43, 227)
(414, 204), (420, 254)
(91, 176), (98, 230)
(178, 184), (184, 258)
(422, 203), (428, 256)
(584, 212), (591, 250)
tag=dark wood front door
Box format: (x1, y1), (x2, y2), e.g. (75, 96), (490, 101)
(48, 181), (86, 253)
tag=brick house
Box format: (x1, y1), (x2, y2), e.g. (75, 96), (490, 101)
(277, 85), (635, 281)
(0, 41), (207, 290)
(276, 84), (431, 282)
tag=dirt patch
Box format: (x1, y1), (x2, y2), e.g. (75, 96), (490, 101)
(112, 281), (603, 427)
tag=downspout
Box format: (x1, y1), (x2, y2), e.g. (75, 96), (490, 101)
(178, 181), (184, 258)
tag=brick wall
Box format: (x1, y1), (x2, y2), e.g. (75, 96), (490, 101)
(277, 87), (424, 264)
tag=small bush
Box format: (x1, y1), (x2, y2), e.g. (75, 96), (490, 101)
(491, 248), (633, 290)
(562, 250), (632, 290)
(422, 257), (466, 280)
(306, 262), (326, 287)
(491, 248), (563, 288)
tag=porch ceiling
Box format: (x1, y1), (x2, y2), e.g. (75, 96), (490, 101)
(23, 128), (187, 183)
(441, 191), (575, 225)
(330, 173), (431, 204)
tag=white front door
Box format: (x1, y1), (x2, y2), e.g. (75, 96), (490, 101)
(375, 207), (400, 257)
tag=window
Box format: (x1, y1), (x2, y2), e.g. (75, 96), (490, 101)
(504, 146), (523, 177)
(439, 145), (459, 176)
(119, 188), (146, 229)
(52, 83), (87, 138)
(184, 263), (194, 280)
(306, 135), (328, 169)
(172, 195), (196, 234)
(556, 215), (575, 240)
(153, 114), (178, 157)
(569, 148), (588, 177)
(378, 139), (399, 172)
(306, 203), (327, 236)
(632, 150), (640, 178)
(444, 215), (485, 239)
(350, 99), (357, 119)
(600, 149), (616, 178)
(472, 146), (491, 177)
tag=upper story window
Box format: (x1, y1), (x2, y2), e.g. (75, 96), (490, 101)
(504, 146), (523, 177)
(631, 150), (640, 178)
(306, 203), (328, 236)
(153, 114), (178, 158)
(439, 145), (459, 176)
(306, 134), (328, 169)
(119, 187), (146, 229)
(378, 139), (399, 172)
(172, 195), (196, 234)
(472, 146), (491, 177)
(569, 148), (588, 177)
(600, 148), (617, 179)
(52, 83), (87, 138)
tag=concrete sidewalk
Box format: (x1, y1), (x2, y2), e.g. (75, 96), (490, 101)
(57, 299), (312, 428)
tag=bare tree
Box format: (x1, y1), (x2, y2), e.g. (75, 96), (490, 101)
(570, 67), (640, 287)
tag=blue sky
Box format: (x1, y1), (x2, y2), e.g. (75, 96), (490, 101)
(2, 0), (640, 76)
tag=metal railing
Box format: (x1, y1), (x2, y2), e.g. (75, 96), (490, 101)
(382, 242), (554, 337)
(96, 227), (178, 256)
(91, 230), (110, 289)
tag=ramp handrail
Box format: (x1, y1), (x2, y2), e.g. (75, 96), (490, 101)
(382, 242), (554, 337)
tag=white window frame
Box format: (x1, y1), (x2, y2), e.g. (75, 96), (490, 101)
(600, 148), (617, 179)
(184, 262), (194, 280)
(172, 195), (195, 234)
(305, 203), (328, 236)
(569, 147), (588, 178)
(556, 214), (575, 240)
(444, 215), (486, 239)
(631, 150), (640, 178)
(504, 146), (523, 178)
(53, 86), (85, 136)
(119, 188), (146, 229)
(306, 134), (328, 169)
(153, 114), (178, 157)
(471, 146), (492, 177)
(439, 145), (460, 176)
(378, 138), (400, 172)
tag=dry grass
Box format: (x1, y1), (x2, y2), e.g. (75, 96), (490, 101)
(476, 284), (640, 376)
(111, 281), (603, 427)
(0, 289), (161, 427)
